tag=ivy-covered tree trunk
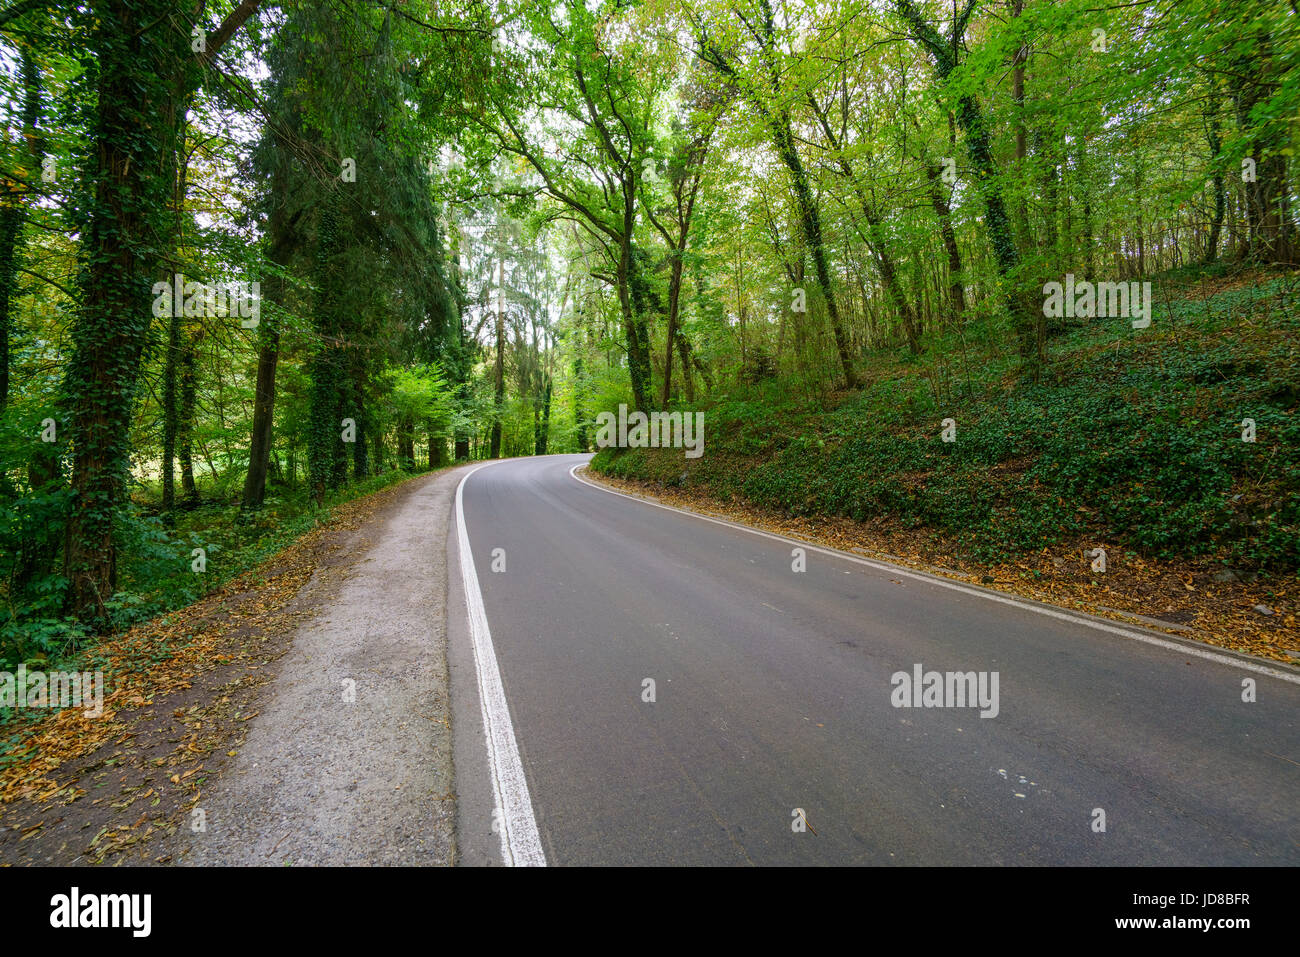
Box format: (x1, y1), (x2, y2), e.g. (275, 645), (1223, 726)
(398, 419), (414, 469)
(534, 377), (551, 455)
(769, 117), (859, 388)
(1231, 27), (1295, 265)
(660, 252), (685, 405)
(1242, 143), (1292, 263)
(490, 256), (504, 458)
(924, 162), (966, 320)
(573, 354), (587, 450)
(895, 0), (1039, 376)
(308, 195), (346, 499)
(619, 234), (653, 412)
(242, 157), (298, 510)
(0, 46), (42, 415)
(1203, 89), (1225, 265)
(63, 0), (189, 626)
(61, 0), (260, 625)
(429, 421), (446, 468)
(308, 342), (344, 498)
(674, 328), (696, 405)
(160, 106), (190, 520)
(161, 307), (179, 513)
(178, 327), (199, 508)
(11, 52), (59, 604)
(350, 376), (368, 478)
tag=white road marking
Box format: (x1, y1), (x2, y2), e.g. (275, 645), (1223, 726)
(457, 463), (547, 866)
(569, 463), (1300, 685)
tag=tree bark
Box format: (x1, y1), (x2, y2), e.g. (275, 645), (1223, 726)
(696, 5), (858, 389)
(0, 46), (42, 415)
(62, 0), (261, 625)
(242, 159), (299, 509)
(490, 253), (504, 458)
(895, 0), (1040, 375)
(64, 0), (188, 624)
(924, 162), (966, 320)
(162, 308), (179, 513)
(178, 328), (198, 509)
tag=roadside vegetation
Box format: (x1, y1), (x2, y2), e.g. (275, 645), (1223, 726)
(595, 270), (1299, 575)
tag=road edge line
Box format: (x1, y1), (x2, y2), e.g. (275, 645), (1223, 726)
(456, 462), (547, 866)
(569, 464), (1300, 685)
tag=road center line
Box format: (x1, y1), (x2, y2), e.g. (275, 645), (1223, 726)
(456, 462), (547, 866)
(569, 463), (1299, 685)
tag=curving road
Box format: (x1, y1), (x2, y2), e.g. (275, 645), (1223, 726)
(447, 454), (1300, 866)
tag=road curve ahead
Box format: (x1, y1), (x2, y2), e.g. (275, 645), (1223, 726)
(451, 454), (1299, 866)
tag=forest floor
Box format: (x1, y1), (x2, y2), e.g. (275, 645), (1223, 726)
(0, 466), (466, 865)
(583, 469), (1300, 666)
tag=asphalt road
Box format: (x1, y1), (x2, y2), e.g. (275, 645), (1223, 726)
(449, 454), (1300, 866)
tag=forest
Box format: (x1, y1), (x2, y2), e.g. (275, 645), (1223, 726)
(0, 0), (1296, 662)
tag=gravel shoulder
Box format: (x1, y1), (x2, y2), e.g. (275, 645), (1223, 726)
(169, 466), (470, 865)
(0, 466), (471, 866)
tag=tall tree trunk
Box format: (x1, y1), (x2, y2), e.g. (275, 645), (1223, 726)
(160, 107), (189, 520)
(924, 162), (966, 320)
(1231, 26), (1294, 264)
(536, 377), (551, 455)
(1077, 135), (1095, 279)
(696, 7), (857, 388)
(573, 354), (588, 450)
(450, 218), (471, 462)
(956, 88), (1035, 362)
(179, 328), (199, 508)
(61, 0), (260, 624)
(162, 308), (179, 513)
(770, 117), (859, 387)
(490, 254), (504, 458)
(1134, 160), (1145, 276)
(429, 420), (446, 468)
(660, 252), (685, 406)
(861, 200), (920, 354)
(242, 154), (298, 509)
(350, 379), (368, 479)
(399, 419), (414, 469)
(674, 327), (695, 404)
(1037, 127), (1060, 269)
(63, 0), (188, 625)
(810, 89), (919, 354)
(1010, 0), (1031, 251)
(651, 138), (709, 407)
(0, 46), (42, 415)
(895, 0), (1039, 376)
(1203, 87), (1226, 264)
(307, 194), (346, 499)
(620, 237), (654, 411)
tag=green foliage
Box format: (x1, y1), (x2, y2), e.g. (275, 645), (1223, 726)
(595, 271), (1300, 571)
